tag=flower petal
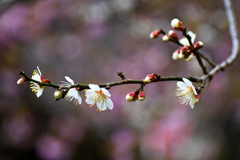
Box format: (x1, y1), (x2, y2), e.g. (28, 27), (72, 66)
(85, 89), (94, 95)
(37, 66), (42, 75)
(36, 88), (44, 97)
(101, 88), (111, 97)
(187, 31), (196, 44)
(177, 81), (187, 88)
(65, 76), (74, 85)
(32, 74), (41, 81)
(182, 78), (192, 87)
(179, 37), (190, 46)
(97, 100), (107, 111)
(89, 84), (100, 91)
(190, 102), (195, 109)
(106, 98), (114, 110)
(85, 96), (94, 105)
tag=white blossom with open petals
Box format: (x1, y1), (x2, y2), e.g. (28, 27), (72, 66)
(85, 84), (113, 111)
(176, 78), (200, 109)
(61, 76), (82, 105)
(30, 66), (45, 97)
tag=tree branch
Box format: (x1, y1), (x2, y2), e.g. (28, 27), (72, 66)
(200, 0), (239, 80)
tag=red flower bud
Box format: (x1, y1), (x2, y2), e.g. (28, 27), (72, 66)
(150, 30), (162, 39)
(143, 73), (159, 83)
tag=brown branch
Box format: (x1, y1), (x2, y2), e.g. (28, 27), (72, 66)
(200, 0), (239, 80)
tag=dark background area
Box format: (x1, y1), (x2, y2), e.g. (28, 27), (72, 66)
(0, 0), (240, 159)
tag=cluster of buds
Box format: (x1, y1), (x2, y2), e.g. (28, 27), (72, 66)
(126, 89), (145, 102)
(162, 30), (179, 42)
(150, 18), (204, 61)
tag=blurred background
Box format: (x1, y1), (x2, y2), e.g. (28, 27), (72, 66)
(0, 0), (240, 159)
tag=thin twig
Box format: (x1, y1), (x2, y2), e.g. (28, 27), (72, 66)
(197, 51), (216, 68)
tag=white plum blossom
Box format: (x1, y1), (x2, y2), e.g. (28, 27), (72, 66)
(85, 84), (113, 111)
(30, 66), (45, 97)
(176, 78), (200, 109)
(61, 76), (82, 105)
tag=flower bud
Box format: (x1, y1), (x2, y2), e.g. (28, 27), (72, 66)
(143, 73), (158, 83)
(150, 30), (161, 39)
(162, 35), (170, 42)
(168, 30), (178, 40)
(171, 18), (183, 31)
(17, 77), (26, 85)
(194, 41), (204, 49)
(126, 91), (138, 102)
(138, 90), (145, 101)
(54, 91), (63, 100)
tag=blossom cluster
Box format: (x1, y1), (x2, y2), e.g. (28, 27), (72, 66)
(150, 18), (204, 61)
(28, 67), (113, 111)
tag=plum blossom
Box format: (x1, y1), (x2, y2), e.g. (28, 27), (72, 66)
(30, 66), (46, 97)
(61, 76), (82, 105)
(176, 78), (200, 109)
(85, 84), (113, 111)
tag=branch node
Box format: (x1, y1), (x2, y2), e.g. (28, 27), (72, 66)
(117, 72), (127, 80)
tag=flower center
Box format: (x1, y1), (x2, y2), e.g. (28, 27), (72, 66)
(94, 90), (107, 102)
(181, 87), (193, 95)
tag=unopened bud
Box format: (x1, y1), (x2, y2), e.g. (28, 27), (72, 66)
(171, 18), (183, 31)
(126, 91), (138, 102)
(17, 77), (26, 85)
(194, 41), (204, 49)
(54, 91), (63, 100)
(168, 30), (178, 40)
(138, 90), (145, 101)
(162, 35), (170, 42)
(150, 30), (161, 39)
(143, 73), (158, 83)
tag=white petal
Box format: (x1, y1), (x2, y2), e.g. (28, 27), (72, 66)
(182, 78), (192, 87)
(37, 66), (42, 75)
(177, 81), (187, 88)
(191, 86), (198, 95)
(89, 84), (100, 91)
(187, 31), (196, 44)
(101, 88), (111, 97)
(172, 51), (179, 60)
(106, 98), (114, 110)
(85, 96), (94, 105)
(32, 75), (41, 81)
(72, 89), (82, 104)
(97, 101), (107, 111)
(190, 102), (195, 109)
(36, 88), (44, 97)
(85, 89), (94, 95)
(179, 37), (190, 46)
(65, 76), (74, 84)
